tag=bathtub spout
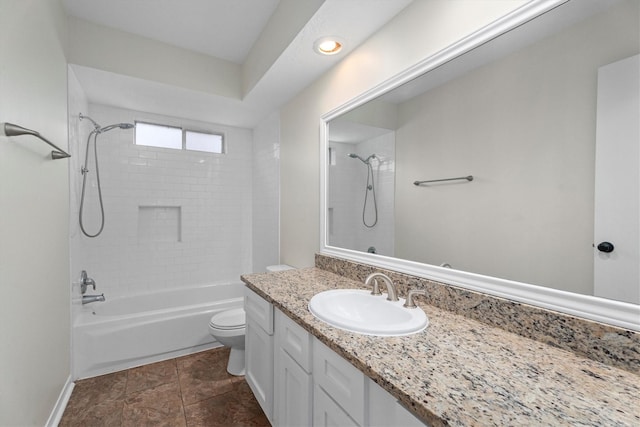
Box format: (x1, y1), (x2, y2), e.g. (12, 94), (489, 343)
(82, 294), (105, 305)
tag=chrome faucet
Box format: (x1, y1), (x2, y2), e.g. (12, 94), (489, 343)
(82, 294), (105, 305)
(80, 270), (96, 295)
(403, 289), (427, 309)
(364, 273), (398, 301)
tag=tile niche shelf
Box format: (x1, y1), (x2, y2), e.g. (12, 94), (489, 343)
(138, 206), (182, 243)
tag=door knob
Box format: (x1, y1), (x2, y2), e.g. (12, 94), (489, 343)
(596, 241), (615, 253)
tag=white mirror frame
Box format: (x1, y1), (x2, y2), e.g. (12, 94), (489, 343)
(320, 0), (639, 332)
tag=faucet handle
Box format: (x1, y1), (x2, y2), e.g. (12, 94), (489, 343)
(80, 270), (96, 294)
(404, 289), (427, 309)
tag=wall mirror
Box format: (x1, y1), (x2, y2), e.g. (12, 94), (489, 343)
(320, 0), (639, 330)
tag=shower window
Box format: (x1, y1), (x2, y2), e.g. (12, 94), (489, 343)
(135, 122), (182, 150)
(185, 130), (224, 153)
(135, 121), (225, 154)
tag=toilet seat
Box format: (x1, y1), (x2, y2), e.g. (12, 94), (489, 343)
(209, 307), (245, 331)
(208, 307), (246, 376)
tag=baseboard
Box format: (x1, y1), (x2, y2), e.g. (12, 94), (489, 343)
(45, 375), (74, 427)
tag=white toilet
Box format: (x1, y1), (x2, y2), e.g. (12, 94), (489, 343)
(208, 264), (293, 376)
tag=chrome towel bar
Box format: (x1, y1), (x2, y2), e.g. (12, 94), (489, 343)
(1, 122), (71, 159)
(414, 175), (473, 185)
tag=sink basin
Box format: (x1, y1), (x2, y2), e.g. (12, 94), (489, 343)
(308, 289), (428, 336)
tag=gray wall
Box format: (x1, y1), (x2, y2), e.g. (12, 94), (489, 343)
(280, 0), (528, 267)
(394, 0), (639, 294)
(0, 0), (71, 424)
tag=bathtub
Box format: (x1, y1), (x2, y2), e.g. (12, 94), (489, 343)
(73, 282), (244, 379)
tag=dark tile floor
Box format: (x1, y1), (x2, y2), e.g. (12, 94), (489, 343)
(60, 348), (270, 427)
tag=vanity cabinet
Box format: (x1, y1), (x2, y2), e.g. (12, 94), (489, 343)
(245, 286), (427, 426)
(244, 287), (274, 423)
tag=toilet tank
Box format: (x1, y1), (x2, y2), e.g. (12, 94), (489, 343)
(266, 264), (294, 272)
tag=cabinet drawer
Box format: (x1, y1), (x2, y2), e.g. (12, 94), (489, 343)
(245, 286), (273, 335)
(276, 309), (312, 373)
(313, 339), (365, 426)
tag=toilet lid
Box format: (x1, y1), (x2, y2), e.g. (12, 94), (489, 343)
(210, 308), (245, 330)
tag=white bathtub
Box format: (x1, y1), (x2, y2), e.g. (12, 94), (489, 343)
(73, 282), (244, 379)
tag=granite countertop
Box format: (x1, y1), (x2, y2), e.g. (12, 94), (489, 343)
(241, 267), (640, 427)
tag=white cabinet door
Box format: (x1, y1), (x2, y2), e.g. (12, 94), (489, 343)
(245, 317), (274, 423)
(368, 379), (427, 426)
(276, 349), (313, 427)
(313, 385), (359, 427)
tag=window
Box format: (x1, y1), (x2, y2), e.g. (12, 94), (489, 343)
(185, 130), (224, 153)
(135, 122), (182, 150)
(135, 121), (225, 153)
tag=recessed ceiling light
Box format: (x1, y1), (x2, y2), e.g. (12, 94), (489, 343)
(314, 36), (344, 55)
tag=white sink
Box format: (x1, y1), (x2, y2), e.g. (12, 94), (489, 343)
(308, 289), (428, 336)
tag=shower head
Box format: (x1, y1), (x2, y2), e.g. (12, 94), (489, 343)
(347, 153), (376, 164)
(80, 113), (134, 134)
(99, 123), (135, 133)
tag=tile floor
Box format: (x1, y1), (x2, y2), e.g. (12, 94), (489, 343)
(59, 347), (270, 427)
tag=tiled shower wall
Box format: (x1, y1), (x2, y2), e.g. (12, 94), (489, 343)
(328, 133), (395, 256)
(69, 103), (256, 298)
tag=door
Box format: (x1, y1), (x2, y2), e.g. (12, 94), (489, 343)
(593, 54), (640, 304)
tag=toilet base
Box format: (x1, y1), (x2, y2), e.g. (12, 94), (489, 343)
(227, 347), (245, 376)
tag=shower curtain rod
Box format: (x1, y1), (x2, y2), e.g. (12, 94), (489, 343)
(414, 175), (473, 185)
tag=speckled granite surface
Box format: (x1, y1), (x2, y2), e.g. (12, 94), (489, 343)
(316, 254), (640, 374)
(241, 267), (640, 427)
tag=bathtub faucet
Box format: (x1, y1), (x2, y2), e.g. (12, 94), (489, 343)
(82, 294), (105, 305)
(80, 270), (96, 294)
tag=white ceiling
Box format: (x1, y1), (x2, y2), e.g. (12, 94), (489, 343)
(62, 0), (414, 128)
(62, 0), (280, 64)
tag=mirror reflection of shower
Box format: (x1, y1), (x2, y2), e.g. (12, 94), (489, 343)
(78, 113), (135, 238)
(348, 153), (378, 228)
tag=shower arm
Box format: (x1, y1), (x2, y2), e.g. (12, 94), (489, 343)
(79, 112), (100, 130)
